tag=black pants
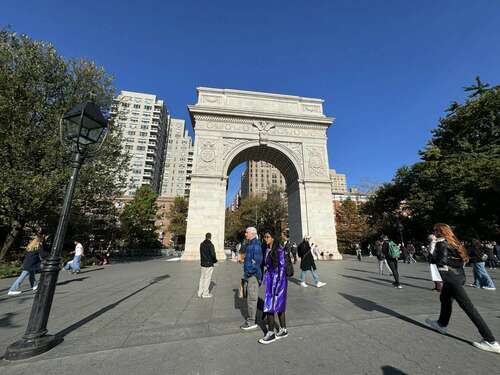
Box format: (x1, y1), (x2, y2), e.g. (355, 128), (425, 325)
(438, 267), (495, 342)
(386, 258), (400, 286)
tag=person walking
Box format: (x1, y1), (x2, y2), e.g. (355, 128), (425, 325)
(297, 236), (326, 288)
(258, 229), (288, 344)
(375, 240), (392, 276)
(407, 242), (417, 264)
(381, 235), (402, 289)
(467, 239), (495, 290)
(64, 240), (84, 274)
(428, 234), (443, 292)
(485, 241), (497, 270)
(240, 227), (263, 331)
(291, 242), (298, 264)
(355, 243), (362, 261)
(8, 231), (47, 296)
(197, 233), (217, 298)
(425, 223), (500, 354)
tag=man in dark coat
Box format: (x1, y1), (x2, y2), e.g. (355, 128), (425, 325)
(297, 236), (326, 288)
(197, 233), (217, 298)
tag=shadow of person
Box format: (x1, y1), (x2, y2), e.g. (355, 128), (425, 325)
(232, 288), (246, 320)
(56, 277), (89, 286)
(381, 365), (409, 375)
(338, 293), (471, 345)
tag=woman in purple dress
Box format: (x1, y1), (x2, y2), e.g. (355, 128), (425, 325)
(258, 229), (288, 345)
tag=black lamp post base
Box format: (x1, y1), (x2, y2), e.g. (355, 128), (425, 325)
(4, 335), (62, 361)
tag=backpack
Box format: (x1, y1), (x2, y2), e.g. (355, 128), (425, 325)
(388, 241), (401, 259)
(285, 252), (294, 277)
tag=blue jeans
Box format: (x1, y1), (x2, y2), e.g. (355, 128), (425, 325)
(64, 255), (81, 271)
(472, 262), (495, 288)
(9, 270), (37, 292)
(299, 269), (319, 284)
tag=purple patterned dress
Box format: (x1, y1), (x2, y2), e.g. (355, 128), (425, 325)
(263, 245), (288, 313)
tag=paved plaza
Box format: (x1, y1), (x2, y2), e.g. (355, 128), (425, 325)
(0, 256), (499, 374)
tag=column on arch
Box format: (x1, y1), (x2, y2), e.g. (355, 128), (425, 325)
(302, 180), (341, 259)
(183, 175), (226, 261)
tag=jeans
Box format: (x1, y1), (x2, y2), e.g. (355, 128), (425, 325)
(438, 267), (495, 342)
(386, 258), (400, 286)
(9, 270), (37, 292)
(197, 266), (214, 297)
(472, 262), (495, 288)
(299, 269), (319, 284)
(246, 276), (259, 324)
(64, 255), (81, 271)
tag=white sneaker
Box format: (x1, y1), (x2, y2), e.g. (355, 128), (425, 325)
(201, 294), (213, 298)
(425, 318), (447, 334)
(300, 282), (308, 288)
(482, 286), (496, 291)
(315, 281), (326, 288)
(258, 331), (277, 345)
(7, 290), (21, 296)
(32, 285), (38, 291)
(473, 340), (500, 354)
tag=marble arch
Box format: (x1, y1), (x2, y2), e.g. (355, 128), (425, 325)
(183, 87), (340, 260)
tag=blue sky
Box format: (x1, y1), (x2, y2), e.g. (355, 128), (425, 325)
(3, 1), (500, 205)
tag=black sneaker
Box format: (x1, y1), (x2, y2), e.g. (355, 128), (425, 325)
(258, 331), (277, 344)
(240, 322), (258, 331)
(276, 328), (288, 339)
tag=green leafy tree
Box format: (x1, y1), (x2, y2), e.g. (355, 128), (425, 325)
(166, 197), (189, 244)
(365, 77), (500, 241)
(336, 199), (370, 253)
(225, 187), (288, 241)
(0, 29), (129, 260)
(119, 186), (161, 249)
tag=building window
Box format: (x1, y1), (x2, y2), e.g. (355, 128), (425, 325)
(137, 146), (145, 151)
(133, 104), (141, 109)
(127, 131), (136, 135)
(144, 105), (152, 110)
(140, 132), (148, 137)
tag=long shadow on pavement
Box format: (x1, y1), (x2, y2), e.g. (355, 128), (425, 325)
(338, 293), (471, 345)
(381, 365), (409, 375)
(79, 267), (105, 274)
(56, 277), (89, 286)
(369, 277), (430, 291)
(55, 274), (170, 340)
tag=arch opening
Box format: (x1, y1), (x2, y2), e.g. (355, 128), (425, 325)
(224, 144), (303, 246)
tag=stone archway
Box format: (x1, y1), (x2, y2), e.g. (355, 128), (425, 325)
(183, 87), (340, 260)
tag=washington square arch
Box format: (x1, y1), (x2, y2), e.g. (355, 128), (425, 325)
(183, 87), (341, 261)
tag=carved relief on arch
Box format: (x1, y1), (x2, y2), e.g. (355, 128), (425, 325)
(197, 140), (218, 172)
(222, 138), (247, 159)
(281, 142), (304, 171)
(306, 146), (327, 177)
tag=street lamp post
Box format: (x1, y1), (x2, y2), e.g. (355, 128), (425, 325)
(5, 101), (108, 360)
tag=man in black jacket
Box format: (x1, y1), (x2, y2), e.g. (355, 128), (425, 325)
(197, 233), (217, 298)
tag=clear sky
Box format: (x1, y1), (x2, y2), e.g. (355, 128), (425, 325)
(3, 1), (500, 205)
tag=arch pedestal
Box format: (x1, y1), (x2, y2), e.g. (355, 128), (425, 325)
(182, 87), (341, 260)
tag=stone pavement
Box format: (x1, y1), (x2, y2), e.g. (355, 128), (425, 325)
(0, 256), (499, 375)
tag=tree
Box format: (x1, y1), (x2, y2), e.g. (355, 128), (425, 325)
(365, 78), (500, 241)
(119, 186), (161, 249)
(224, 187), (288, 241)
(336, 199), (370, 253)
(0, 29), (129, 260)
(166, 197), (188, 245)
